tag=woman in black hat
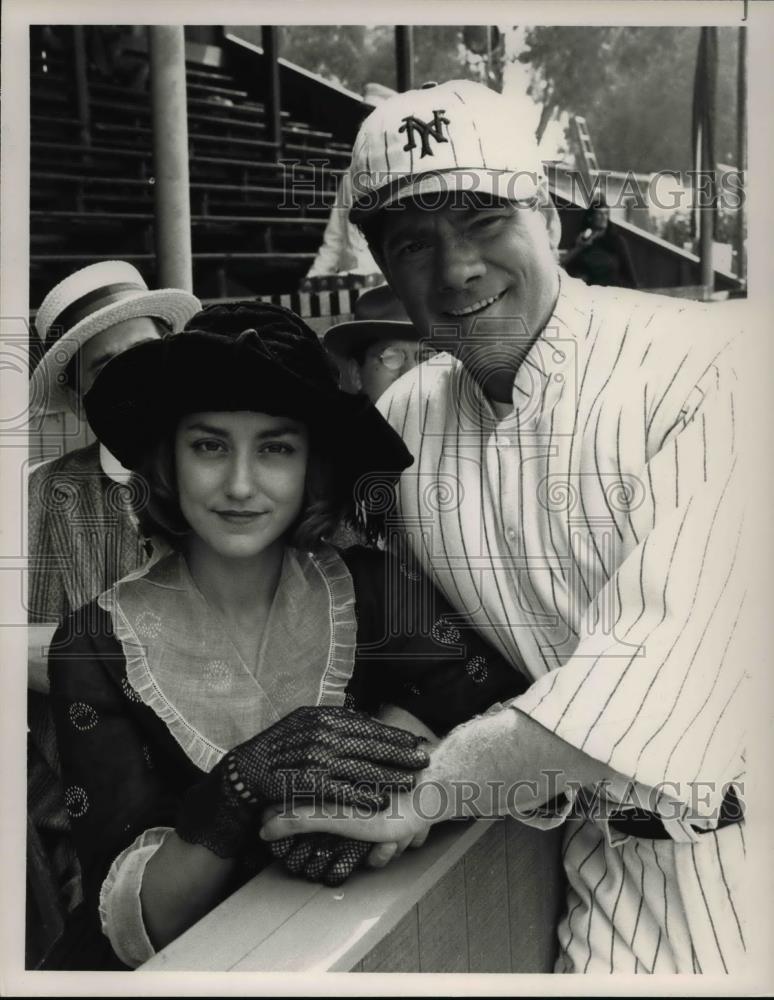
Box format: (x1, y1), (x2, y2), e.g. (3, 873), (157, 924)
(45, 302), (527, 970)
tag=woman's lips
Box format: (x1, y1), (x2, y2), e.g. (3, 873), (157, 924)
(214, 510), (267, 525)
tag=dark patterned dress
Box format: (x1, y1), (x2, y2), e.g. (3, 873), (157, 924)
(46, 544), (528, 969)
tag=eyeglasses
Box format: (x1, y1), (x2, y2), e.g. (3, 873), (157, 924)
(375, 345), (437, 371)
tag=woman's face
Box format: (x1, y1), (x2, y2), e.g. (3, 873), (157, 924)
(175, 410), (309, 561)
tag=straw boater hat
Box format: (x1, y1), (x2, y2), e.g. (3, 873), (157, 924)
(31, 260), (201, 414)
(323, 284), (420, 359)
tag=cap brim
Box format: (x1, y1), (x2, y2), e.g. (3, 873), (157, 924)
(324, 319), (419, 357)
(30, 288), (201, 415)
(350, 168), (544, 222)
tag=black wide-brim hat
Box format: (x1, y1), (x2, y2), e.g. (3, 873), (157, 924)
(84, 301), (413, 508)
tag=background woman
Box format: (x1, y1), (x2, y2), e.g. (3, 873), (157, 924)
(562, 195), (639, 288)
(47, 302), (528, 969)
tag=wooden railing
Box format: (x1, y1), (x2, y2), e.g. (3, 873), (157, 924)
(141, 817), (564, 973)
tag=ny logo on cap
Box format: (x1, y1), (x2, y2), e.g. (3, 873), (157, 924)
(399, 110), (450, 158)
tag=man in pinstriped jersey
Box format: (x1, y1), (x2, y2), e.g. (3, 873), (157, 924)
(263, 79), (750, 974)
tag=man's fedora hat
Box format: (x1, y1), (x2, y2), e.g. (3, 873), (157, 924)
(324, 284), (419, 358)
(31, 260), (201, 414)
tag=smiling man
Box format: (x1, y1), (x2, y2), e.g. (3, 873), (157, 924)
(264, 80), (749, 975)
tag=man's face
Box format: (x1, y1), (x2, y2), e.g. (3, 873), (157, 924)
(373, 196), (560, 402)
(355, 337), (434, 402)
(77, 316), (165, 396)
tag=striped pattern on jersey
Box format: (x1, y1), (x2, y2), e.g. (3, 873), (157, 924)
(378, 276), (748, 972)
(556, 817), (746, 973)
(379, 275), (746, 820)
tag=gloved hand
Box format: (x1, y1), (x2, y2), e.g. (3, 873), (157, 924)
(176, 706), (430, 860)
(269, 832), (372, 887)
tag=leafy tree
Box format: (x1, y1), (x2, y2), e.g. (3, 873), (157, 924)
(230, 25), (504, 97)
(518, 26), (741, 173)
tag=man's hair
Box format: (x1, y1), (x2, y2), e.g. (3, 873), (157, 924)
(131, 427), (344, 553)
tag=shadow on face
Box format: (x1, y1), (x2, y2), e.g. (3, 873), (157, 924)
(72, 316), (167, 398)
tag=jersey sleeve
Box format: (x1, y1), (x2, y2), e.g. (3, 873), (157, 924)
(510, 355), (747, 825)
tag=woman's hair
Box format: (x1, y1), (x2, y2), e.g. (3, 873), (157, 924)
(131, 423), (347, 553)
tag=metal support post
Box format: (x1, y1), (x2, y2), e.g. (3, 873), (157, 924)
(149, 26), (193, 292)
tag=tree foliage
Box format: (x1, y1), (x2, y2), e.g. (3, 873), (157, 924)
(518, 26), (741, 173)
(231, 25), (503, 96)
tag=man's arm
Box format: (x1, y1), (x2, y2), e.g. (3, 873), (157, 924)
(262, 350), (748, 845)
(259, 706), (626, 845)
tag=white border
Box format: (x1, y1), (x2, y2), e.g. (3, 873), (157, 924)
(2, 1), (773, 996)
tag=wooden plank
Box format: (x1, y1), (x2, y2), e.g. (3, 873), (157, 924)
(463, 819), (512, 972)
(417, 858), (468, 972)
(504, 818), (565, 973)
(232, 820), (490, 972)
(141, 871), (323, 971)
(359, 908), (420, 973)
(141, 816), (566, 974)
(148, 819), (491, 972)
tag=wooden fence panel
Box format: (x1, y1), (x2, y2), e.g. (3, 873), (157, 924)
(505, 819), (565, 974)
(359, 909), (420, 973)
(416, 858), (468, 972)
(463, 820), (512, 972)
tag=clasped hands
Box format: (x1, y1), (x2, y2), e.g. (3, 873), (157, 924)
(176, 706), (433, 888)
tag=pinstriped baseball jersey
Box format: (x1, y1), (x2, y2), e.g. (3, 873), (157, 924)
(378, 274), (748, 972)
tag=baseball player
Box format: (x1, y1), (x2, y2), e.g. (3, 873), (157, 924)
(262, 80), (749, 975)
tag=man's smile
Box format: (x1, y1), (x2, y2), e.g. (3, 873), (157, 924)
(443, 289), (507, 317)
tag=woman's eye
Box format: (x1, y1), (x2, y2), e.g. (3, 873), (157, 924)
(400, 240), (428, 256)
(192, 439), (225, 455)
(260, 442), (294, 455)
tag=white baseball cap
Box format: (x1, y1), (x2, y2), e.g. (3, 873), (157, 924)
(349, 80), (547, 222)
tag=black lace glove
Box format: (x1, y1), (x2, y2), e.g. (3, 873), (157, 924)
(269, 833), (372, 887)
(176, 706), (429, 859)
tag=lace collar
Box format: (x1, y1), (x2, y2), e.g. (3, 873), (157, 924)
(97, 545), (357, 772)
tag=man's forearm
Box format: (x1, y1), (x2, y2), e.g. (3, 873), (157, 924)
(415, 706), (628, 822)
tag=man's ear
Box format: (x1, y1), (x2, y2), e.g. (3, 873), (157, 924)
(538, 196), (562, 254)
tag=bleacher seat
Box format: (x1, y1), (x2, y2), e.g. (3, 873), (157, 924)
(29, 25), (362, 307)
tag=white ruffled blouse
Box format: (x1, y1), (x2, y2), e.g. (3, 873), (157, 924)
(94, 544), (358, 968)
